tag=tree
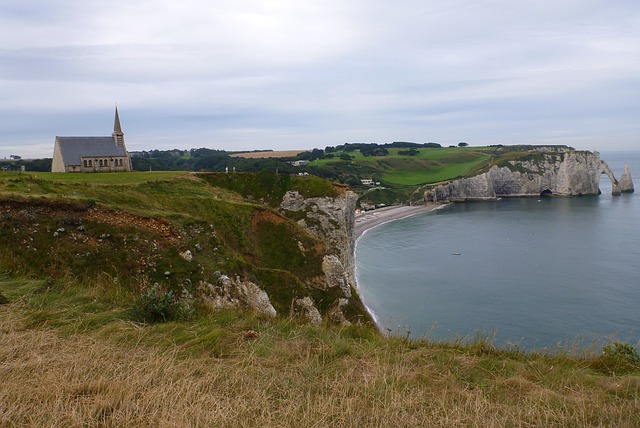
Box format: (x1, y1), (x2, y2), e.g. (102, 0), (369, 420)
(458, 142), (469, 147)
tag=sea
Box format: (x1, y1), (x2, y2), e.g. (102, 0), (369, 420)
(355, 150), (640, 352)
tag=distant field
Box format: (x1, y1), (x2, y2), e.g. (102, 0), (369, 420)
(229, 150), (308, 159)
(312, 147), (495, 186)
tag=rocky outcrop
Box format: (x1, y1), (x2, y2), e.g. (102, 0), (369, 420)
(199, 272), (277, 318)
(280, 189), (358, 291)
(620, 164), (635, 193)
(294, 296), (323, 325)
(426, 148), (632, 201)
(279, 189), (359, 324)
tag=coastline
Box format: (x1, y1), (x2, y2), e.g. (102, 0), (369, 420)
(354, 203), (447, 241)
(353, 203), (448, 329)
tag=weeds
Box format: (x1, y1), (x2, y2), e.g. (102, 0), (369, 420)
(132, 284), (195, 323)
(591, 341), (640, 374)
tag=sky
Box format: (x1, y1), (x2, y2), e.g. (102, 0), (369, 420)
(1, 0), (639, 159)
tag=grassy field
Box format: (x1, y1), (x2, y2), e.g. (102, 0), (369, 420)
(3, 170), (189, 185)
(1, 275), (639, 427)
(312, 147), (495, 187)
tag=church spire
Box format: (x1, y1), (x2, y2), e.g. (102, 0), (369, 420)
(112, 106), (124, 146)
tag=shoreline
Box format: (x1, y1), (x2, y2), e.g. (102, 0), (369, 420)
(354, 203), (447, 241)
(353, 203), (448, 330)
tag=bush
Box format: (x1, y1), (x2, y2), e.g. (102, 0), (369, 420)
(0, 290), (8, 305)
(132, 284), (177, 323)
(591, 341), (640, 374)
(602, 342), (640, 364)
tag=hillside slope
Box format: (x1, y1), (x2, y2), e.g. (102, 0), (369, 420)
(0, 171), (368, 325)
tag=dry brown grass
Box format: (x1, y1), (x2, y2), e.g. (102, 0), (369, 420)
(229, 150), (308, 159)
(1, 288), (639, 427)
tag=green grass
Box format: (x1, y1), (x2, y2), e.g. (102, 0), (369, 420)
(20, 170), (189, 184)
(313, 147), (495, 186)
(0, 170), (367, 324)
(379, 155), (490, 185)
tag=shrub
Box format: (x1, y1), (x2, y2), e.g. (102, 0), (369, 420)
(0, 290), (8, 305)
(591, 341), (640, 374)
(602, 342), (640, 364)
(132, 284), (196, 323)
(132, 284), (177, 323)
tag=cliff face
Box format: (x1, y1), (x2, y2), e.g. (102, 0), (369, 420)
(280, 189), (358, 298)
(426, 148), (632, 201)
(198, 187), (365, 325)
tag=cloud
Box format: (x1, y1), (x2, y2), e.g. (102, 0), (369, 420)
(1, 0), (639, 158)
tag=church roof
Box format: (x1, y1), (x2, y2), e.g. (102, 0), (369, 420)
(56, 136), (128, 166)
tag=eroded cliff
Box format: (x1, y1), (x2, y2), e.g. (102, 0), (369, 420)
(0, 172), (371, 327)
(425, 147), (633, 201)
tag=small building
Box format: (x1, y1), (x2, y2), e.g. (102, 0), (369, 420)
(361, 179), (374, 186)
(51, 107), (132, 173)
(290, 160), (309, 167)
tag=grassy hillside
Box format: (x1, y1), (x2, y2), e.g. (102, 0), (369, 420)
(0, 171), (367, 324)
(313, 147), (493, 185)
(2, 157), (638, 426)
(1, 274), (639, 427)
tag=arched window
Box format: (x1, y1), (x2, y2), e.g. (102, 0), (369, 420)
(88, 160), (93, 167)
(83, 160), (87, 167)
(119, 159), (123, 166)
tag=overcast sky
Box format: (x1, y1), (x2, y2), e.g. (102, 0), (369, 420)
(1, 0), (639, 158)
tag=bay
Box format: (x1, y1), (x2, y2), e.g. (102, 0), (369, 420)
(355, 151), (640, 351)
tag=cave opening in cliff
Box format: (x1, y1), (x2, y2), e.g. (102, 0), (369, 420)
(540, 189), (553, 197)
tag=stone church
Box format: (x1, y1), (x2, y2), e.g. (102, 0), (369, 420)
(51, 107), (133, 173)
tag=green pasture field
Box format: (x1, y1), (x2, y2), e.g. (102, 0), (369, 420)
(380, 158), (489, 185)
(312, 147), (496, 186)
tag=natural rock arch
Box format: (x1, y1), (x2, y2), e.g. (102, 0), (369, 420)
(600, 161), (621, 195)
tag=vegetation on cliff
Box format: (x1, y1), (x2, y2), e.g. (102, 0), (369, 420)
(0, 171), (367, 324)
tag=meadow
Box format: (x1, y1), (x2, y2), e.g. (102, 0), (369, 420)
(1, 274), (639, 427)
(312, 147), (495, 186)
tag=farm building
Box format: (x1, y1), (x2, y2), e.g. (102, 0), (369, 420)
(51, 107), (132, 173)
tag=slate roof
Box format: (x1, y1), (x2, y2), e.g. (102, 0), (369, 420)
(56, 136), (128, 166)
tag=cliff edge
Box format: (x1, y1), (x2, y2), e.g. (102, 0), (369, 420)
(425, 147), (633, 201)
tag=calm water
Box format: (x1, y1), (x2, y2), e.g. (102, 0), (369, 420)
(355, 151), (640, 351)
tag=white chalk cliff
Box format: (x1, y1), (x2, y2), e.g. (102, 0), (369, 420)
(425, 147), (634, 201)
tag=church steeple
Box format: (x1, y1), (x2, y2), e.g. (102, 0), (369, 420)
(112, 106), (124, 146)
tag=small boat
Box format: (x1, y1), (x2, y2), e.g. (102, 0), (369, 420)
(452, 252), (461, 256)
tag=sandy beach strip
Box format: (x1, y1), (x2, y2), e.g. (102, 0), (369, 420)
(354, 203), (446, 239)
